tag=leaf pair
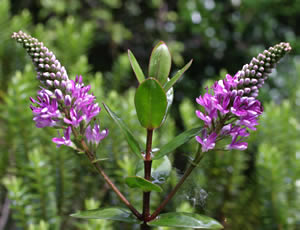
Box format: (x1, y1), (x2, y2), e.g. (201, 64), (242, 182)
(71, 208), (223, 229)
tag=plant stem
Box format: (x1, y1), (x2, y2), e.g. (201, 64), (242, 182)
(143, 129), (154, 221)
(80, 138), (142, 220)
(148, 145), (203, 221)
(140, 222), (151, 230)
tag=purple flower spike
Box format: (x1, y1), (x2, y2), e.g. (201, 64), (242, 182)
(13, 31), (108, 151)
(195, 43), (291, 152)
(86, 124), (109, 146)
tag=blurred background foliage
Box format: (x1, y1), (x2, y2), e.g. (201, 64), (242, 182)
(0, 0), (299, 229)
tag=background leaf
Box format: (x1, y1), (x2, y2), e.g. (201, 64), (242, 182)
(153, 127), (203, 160)
(71, 207), (141, 223)
(136, 156), (172, 184)
(125, 176), (163, 192)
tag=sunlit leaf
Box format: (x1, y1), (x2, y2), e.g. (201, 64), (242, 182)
(148, 212), (223, 229)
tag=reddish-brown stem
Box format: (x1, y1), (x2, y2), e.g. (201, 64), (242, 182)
(142, 129), (154, 223)
(71, 126), (142, 220)
(148, 145), (203, 221)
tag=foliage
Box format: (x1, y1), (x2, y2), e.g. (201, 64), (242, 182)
(0, 0), (299, 229)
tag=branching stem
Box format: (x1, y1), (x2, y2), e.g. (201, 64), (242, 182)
(148, 145), (204, 221)
(71, 127), (142, 220)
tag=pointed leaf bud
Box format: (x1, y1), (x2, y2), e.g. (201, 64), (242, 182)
(148, 41), (171, 86)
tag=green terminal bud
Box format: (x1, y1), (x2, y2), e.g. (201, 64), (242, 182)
(148, 41), (171, 86)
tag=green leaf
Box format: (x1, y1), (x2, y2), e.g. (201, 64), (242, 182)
(103, 103), (143, 159)
(128, 49), (145, 83)
(70, 207), (141, 224)
(153, 127), (203, 160)
(125, 176), (163, 192)
(148, 212), (223, 229)
(134, 78), (167, 129)
(164, 59), (193, 91)
(136, 156), (171, 184)
(148, 41), (171, 85)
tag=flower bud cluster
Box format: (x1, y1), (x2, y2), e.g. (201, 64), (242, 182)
(12, 31), (108, 148)
(12, 31), (69, 89)
(233, 42), (291, 98)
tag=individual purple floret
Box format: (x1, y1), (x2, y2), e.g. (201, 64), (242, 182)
(86, 124), (109, 146)
(195, 42), (291, 152)
(12, 31), (107, 149)
(52, 126), (73, 147)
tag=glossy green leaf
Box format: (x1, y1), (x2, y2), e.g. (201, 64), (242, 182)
(136, 155), (171, 184)
(70, 207), (141, 223)
(164, 59), (193, 91)
(134, 78), (167, 129)
(103, 103), (143, 159)
(153, 127), (203, 160)
(128, 49), (145, 83)
(148, 212), (223, 229)
(148, 41), (171, 85)
(125, 176), (163, 192)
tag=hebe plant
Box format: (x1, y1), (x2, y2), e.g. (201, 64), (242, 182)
(12, 30), (291, 229)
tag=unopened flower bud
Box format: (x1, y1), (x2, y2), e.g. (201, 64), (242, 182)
(251, 79), (258, 85)
(237, 89), (244, 96)
(244, 88), (251, 94)
(46, 80), (53, 87)
(55, 89), (63, 100)
(244, 78), (250, 85)
(54, 80), (60, 87)
(65, 95), (72, 106)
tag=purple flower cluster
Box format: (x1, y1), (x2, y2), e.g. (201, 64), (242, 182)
(196, 74), (263, 152)
(12, 31), (108, 148)
(195, 42), (291, 152)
